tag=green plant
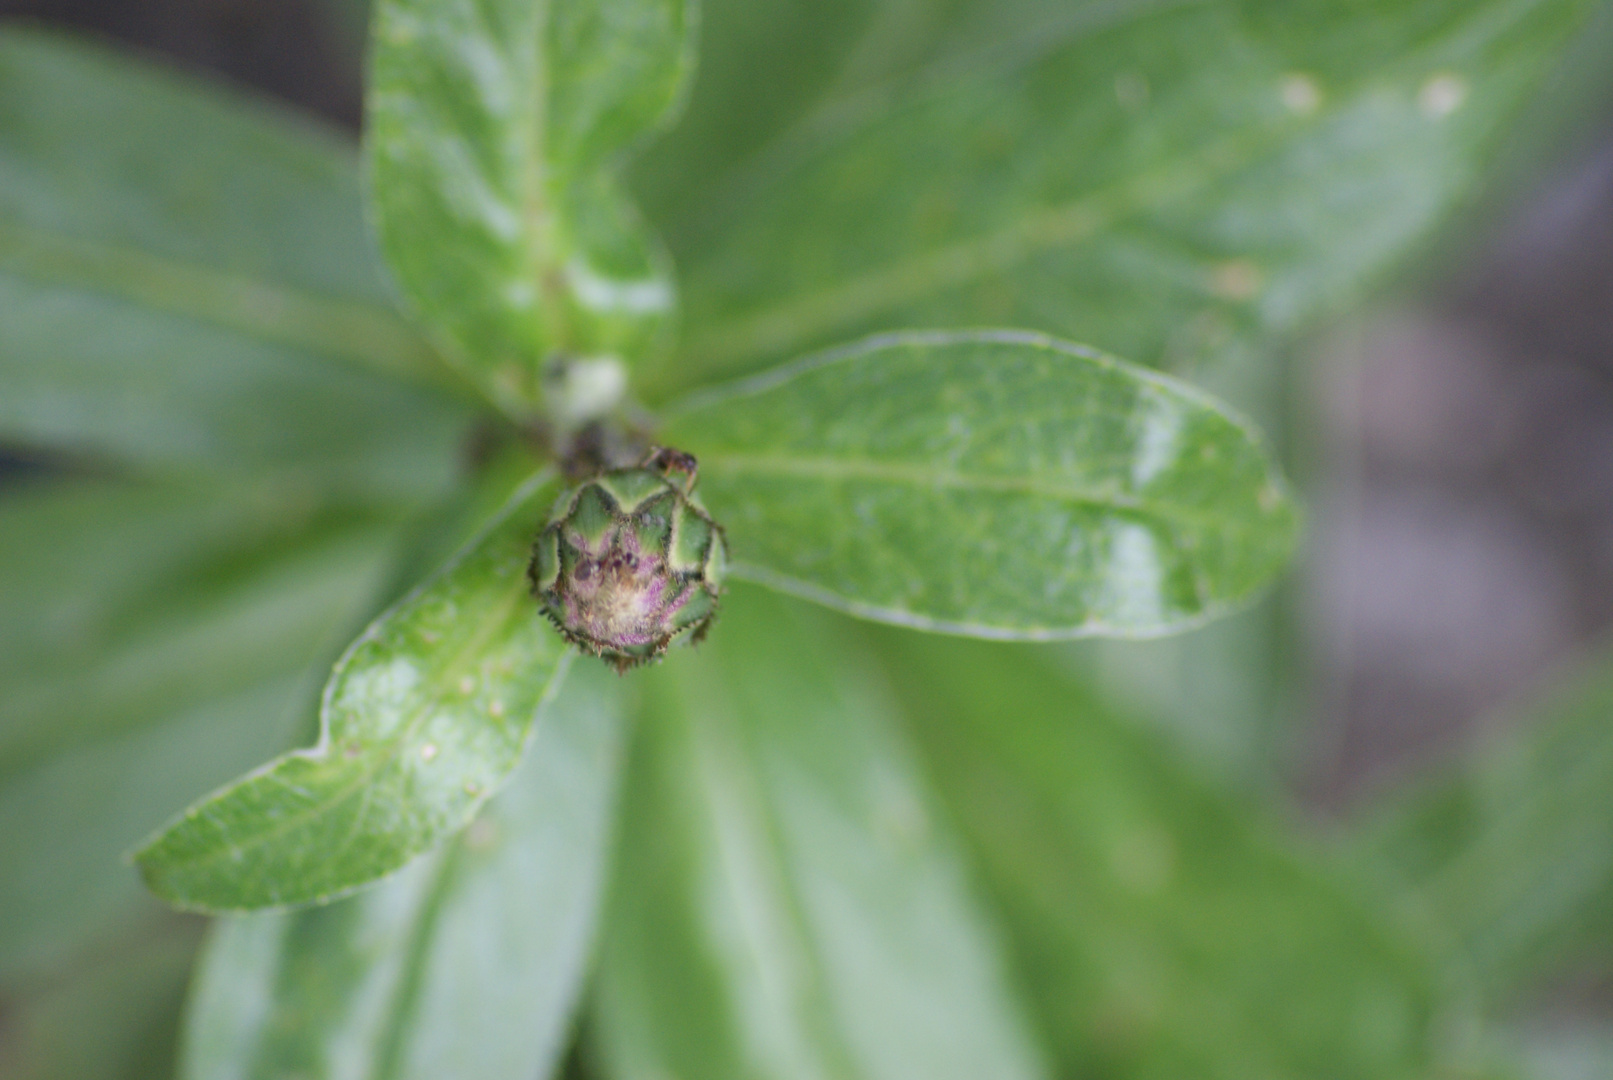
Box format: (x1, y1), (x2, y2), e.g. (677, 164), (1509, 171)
(2, 1), (1611, 1078)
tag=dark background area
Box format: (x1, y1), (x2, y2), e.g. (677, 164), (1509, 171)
(0, 0), (365, 125)
(3, 0), (1613, 813)
(1308, 134), (1613, 806)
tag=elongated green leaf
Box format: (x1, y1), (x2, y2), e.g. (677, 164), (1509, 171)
(0, 915), (203, 1080)
(662, 331), (1297, 638)
(643, 0), (1599, 396)
(633, 0), (1084, 238)
(0, 29), (471, 496)
(627, 0), (874, 231)
(873, 629), (1456, 1080)
(367, 0), (693, 411)
(180, 662), (626, 1080)
(0, 480), (400, 979)
(0, 482), (395, 776)
(640, 0), (1314, 769)
(1357, 638), (1613, 1005)
(134, 472), (570, 911)
(594, 585), (1051, 1080)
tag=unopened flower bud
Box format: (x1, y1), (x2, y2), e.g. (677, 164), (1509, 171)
(529, 447), (727, 670)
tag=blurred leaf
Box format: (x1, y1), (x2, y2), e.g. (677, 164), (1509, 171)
(873, 629), (1455, 1080)
(634, 0), (1118, 239)
(179, 662), (627, 1080)
(0, 479), (399, 979)
(0, 481), (393, 774)
(135, 471), (570, 911)
(0, 28), (471, 497)
(1084, 597), (1302, 787)
(0, 915), (203, 1080)
(627, 0), (874, 230)
(367, 0), (692, 411)
(1358, 639), (1613, 1005)
(634, 0), (1322, 771)
(663, 331), (1298, 638)
(642, 0), (1601, 396)
(594, 584), (1051, 1080)
(375, 444), (552, 607)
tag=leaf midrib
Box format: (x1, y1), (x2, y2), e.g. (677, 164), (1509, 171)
(370, 840), (466, 1080)
(678, 664), (860, 1080)
(699, 451), (1270, 534)
(171, 585), (535, 881)
(522, 0), (570, 345)
(0, 216), (459, 393)
(680, 115), (1295, 373)
(675, 0), (1558, 378)
(141, 494), (566, 899)
(163, 474), (563, 880)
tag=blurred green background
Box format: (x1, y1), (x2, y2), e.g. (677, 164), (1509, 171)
(5, 0), (1613, 1078)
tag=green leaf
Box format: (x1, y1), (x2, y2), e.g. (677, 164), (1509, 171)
(626, 0), (874, 231)
(367, 0), (693, 411)
(134, 471), (571, 911)
(0, 28), (471, 496)
(1083, 597), (1302, 788)
(662, 331), (1298, 639)
(1357, 637), (1613, 1005)
(179, 661), (627, 1080)
(594, 584), (1051, 1080)
(873, 629), (1456, 1080)
(0, 481), (393, 773)
(634, 0), (1092, 242)
(0, 479), (400, 979)
(643, 0), (1600, 396)
(0, 915), (203, 1080)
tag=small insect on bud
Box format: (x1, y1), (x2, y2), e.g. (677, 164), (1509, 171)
(529, 446), (728, 671)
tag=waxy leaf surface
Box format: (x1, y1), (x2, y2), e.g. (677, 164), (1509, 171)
(180, 664), (626, 1080)
(641, 0), (1601, 397)
(368, 0), (692, 411)
(135, 473), (570, 911)
(874, 630), (1454, 1080)
(662, 331), (1298, 638)
(0, 29), (468, 497)
(0, 479), (399, 979)
(594, 585), (1050, 1080)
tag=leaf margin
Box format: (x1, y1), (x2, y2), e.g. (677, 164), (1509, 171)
(663, 326), (1303, 641)
(129, 469), (575, 913)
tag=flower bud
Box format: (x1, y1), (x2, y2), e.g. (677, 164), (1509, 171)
(529, 447), (727, 670)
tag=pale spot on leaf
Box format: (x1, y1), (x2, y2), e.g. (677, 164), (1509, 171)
(1278, 73), (1321, 114)
(1418, 73), (1468, 118)
(1131, 400), (1184, 488)
(1211, 259), (1262, 301)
